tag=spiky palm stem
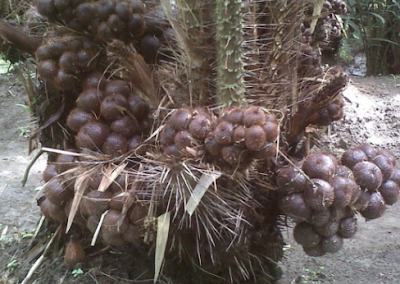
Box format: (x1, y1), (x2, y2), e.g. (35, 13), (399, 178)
(216, 0), (247, 106)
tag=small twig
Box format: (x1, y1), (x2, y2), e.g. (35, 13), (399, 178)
(21, 255), (46, 284)
(0, 225), (8, 240)
(91, 210), (108, 246)
(41, 147), (85, 157)
(23, 239), (47, 264)
(28, 215), (45, 249)
(278, 149), (314, 185)
(22, 149), (44, 186)
(87, 246), (110, 258)
(21, 226), (60, 284)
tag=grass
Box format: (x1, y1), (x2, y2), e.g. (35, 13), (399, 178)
(72, 268), (84, 278)
(17, 126), (30, 137)
(0, 58), (10, 74)
(292, 266), (335, 284)
(6, 259), (19, 273)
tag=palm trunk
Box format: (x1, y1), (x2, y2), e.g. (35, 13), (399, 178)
(215, 0), (246, 106)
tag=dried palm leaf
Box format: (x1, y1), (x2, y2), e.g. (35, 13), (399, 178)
(154, 211), (171, 283)
(65, 173), (89, 233)
(186, 171), (222, 216)
(98, 163), (128, 192)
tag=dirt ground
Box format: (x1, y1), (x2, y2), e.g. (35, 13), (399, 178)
(0, 70), (43, 238)
(0, 68), (400, 283)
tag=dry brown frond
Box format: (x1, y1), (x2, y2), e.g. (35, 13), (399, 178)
(243, 0), (306, 109)
(106, 41), (159, 107)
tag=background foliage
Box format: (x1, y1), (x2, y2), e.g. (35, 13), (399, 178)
(344, 0), (400, 75)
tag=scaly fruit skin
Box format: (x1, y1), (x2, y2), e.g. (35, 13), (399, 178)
(160, 108), (210, 160)
(302, 152), (337, 182)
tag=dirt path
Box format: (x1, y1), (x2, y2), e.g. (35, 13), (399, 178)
(0, 71), (400, 283)
(0, 71), (43, 237)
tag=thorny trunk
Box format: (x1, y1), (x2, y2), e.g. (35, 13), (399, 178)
(215, 0), (246, 106)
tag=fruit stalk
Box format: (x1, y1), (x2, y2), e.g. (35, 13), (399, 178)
(0, 20), (41, 54)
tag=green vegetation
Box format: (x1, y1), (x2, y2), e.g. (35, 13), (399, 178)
(72, 268), (84, 278)
(344, 0), (400, 75)
(6, 260), (19, 273)
(293, 266), (335, 284)
(0, 57), (11, 74)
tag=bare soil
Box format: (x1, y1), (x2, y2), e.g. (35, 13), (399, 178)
(0, 70), (400, 284)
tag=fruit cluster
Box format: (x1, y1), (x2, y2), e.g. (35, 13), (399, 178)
(205, 106), (279, 168)
(312, 0), (347, 53)
(85, 204), (145, 246)
(159, 106), (280, 168)
(324, 0), (348, 15)
(298, 24), (322, 77)
(36, 35), (98, 89)
(315, 16), (344, 52)
(39, 151), (78, 224)
(277, 144), (399, 256)
(32, 0), (162, 254)
(159, 108), (213, 160)
(341, 144), (400, 214)
(36, 0), (171, 65)
(80, 170), (146, 246)
(39, 150), (148, 246)
(308, 96), (344, 126)
(66, 71), (151, 157)
(37, 0), (146, 43)
(301, 0), (347, 58)
(138, 5), (169, 62)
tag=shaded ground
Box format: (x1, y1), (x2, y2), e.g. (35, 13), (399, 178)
(0, 70), (43, 236)
(0, 69), (400, 283)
